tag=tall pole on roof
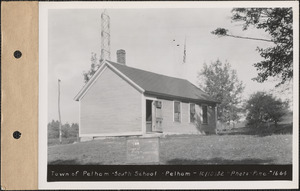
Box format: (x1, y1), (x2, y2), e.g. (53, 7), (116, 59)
(181, 36), (188, 79)
(183, 36), (187, 64)
(58, 79), (62, 144)
(100, 9), (111, 64)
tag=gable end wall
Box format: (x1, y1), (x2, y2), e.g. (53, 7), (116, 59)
(80, 67), (142, 136)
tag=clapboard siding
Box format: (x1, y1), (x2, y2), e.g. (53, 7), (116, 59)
(160, 100), (198, 134)
(80, 67), (142, 135)
(160, 99), (216, 134)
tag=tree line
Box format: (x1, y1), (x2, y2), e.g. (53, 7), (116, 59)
(48, 120), (79, 139)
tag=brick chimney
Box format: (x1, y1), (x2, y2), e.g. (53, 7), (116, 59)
(116, 49), (126, 65)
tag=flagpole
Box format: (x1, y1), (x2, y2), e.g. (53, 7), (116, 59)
(183, 36), (186, 64)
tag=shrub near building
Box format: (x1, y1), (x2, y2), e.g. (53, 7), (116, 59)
(245, 91), (289, 128)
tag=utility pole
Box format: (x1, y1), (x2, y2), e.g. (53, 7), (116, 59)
(58, 79), (62, 144)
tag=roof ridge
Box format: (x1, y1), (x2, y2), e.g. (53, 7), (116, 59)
(75, 60), (218, 103)
(106, 60), (218, 103)
(107, 60), (189, 81)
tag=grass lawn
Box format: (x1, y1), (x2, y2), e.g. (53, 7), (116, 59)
(48, 134), (292, 165)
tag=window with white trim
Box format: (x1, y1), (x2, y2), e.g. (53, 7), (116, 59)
(174, 101), (181, 122)
(190, 103), (196, 123)
(202, 105), (208, 124)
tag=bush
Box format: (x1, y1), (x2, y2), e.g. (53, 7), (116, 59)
(245, 92), (289, 128)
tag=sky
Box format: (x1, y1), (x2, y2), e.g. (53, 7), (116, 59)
(47, 8), (292, 124)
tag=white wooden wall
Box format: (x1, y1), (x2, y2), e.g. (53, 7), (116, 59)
(80, 67), (142, 137)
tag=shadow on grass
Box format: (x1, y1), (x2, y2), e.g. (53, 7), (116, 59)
(49, 159), (81, 165)
(49, 159), (103, 165)
(49, 158), (275, 165)
(166, 157), (274, 165)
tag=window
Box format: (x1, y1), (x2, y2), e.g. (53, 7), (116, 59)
(202, 105), (208, 124)
(190, 103), (196, 123)
(155, 101), (162, 109)
(174, 101), (181, 122)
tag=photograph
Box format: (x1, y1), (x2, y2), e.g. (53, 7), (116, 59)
(39, 1), (298, 189)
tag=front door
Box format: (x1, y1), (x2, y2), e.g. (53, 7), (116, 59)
(152, 100), (163, 132)
(146, 100), (163, 133)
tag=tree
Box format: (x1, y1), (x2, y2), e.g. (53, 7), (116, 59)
(48, 120), (79, 139)
(198, 59), (245, 125)
(48, 120), (59, 138)
(62, 123), (71, 138)
(83, 52), (101, 83)
(212, 8), (293, 86)
(70, 123), (79, 137)
(245, 91), (288, 127)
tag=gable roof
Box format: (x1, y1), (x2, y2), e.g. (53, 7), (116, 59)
(75, 60), (218, 104)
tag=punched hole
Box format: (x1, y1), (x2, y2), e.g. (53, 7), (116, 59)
(13, 131), (21, 139)
(14, 50), (22, 59)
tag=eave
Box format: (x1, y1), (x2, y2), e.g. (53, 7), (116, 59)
(144, 91), (219, 105)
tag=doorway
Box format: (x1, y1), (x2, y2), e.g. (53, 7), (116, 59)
(145, 99), (163, 133)
(146, 100), (153, 132)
